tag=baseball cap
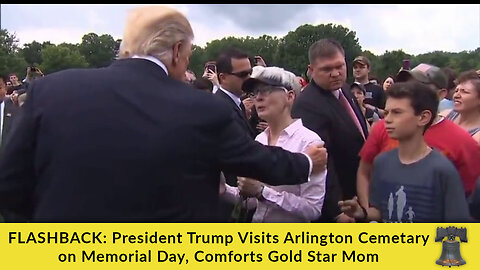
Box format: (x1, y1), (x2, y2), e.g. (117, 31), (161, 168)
(350, 82), (366, 95)
(353, 56), (371, 67)
(242, 66), (294, 94)
(396, 63), (447, 90)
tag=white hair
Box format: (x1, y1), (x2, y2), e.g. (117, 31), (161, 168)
(251, 66), (302, 94)
(119, 6), (194, 63)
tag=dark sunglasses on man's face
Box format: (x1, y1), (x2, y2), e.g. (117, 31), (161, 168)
(228, 69), (252, 78)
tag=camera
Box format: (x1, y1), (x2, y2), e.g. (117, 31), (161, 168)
(30, 66), (37, 72)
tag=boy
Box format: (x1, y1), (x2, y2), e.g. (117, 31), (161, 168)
(339, 81), (470, 222)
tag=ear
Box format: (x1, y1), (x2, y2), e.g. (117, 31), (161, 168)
(218, 73), (226, 83)
(287, 90), (296, 102)
(172, 41), (182, 66)
(308, 64), (313, 75)
(418, 109), (433, 128)
(438, 88), (448, 100)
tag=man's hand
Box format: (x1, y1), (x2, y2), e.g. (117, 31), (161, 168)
(254, 56), (266, 67)
(338, 196), (365, 219)
(304, 143), (327, 174)
(10, 91), (19, 106)
(242, 98), (254, 119)
(237, 177), (264, 198)
(336, 213), (356, 223)
(203, 69), (219, 87)
(35, 67), (44, 76)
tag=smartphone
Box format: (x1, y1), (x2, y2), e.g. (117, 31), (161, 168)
(402, 59), (410, 70)
(206, 64), (216, 73)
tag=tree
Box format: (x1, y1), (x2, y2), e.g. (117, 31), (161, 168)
(0, 29), (28, 77)
(413, 51), (452, 70)
(275, 24), (363, 78)
(376, 50), (412, 81)
(40, 44), (88, 74)
(189, 45), (207, 77)
(79, 33), (116, 68)
(362, 50), (381, 79)
(21, 41), (43, 66)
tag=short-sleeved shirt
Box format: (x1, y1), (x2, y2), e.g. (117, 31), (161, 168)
(363, 82), (386, 109)
(359, 119), (480, 195)
(370, 149), (470, 223)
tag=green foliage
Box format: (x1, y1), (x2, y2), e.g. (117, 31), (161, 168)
(40, 44), (88, 74)
(79, 33), (116, 68)
(0, 28), (478, 82)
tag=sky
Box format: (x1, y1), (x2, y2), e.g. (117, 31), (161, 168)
(1, 4), (479, 55)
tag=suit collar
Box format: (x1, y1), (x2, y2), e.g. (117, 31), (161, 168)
(110, 58), (168, 78)
(218, 86), (241, 108)
(308, 79), (369, 139)
(131, 55), (168, 75)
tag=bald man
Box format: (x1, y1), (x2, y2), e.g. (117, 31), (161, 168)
(0, 6), (326, 222)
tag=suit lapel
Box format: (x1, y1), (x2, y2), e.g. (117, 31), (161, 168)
(215, 90), (255, 138)
(311, 81), (365, 141)
(341, 88), (369, 138)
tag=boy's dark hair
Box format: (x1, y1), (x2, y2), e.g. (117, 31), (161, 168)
(308, 38), (345, 64)
(387, 81), (439, 131)
(216, 48), (249, 74)
(192, 78), (213, 93)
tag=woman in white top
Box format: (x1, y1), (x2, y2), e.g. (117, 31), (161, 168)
(220, 66), (327, 222)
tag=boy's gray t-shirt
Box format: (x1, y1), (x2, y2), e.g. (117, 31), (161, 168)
(370, 149), (470, 223)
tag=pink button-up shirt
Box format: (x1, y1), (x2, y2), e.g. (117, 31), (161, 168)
(222, 119), (326, 222)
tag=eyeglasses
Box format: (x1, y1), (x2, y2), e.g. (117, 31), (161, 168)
(227, 69), (252, 78)
(251, 85), (289, 97)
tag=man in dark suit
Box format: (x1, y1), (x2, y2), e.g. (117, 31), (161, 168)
(0, 75), (19, 149)
(292, 39), (368, 223)
(215, 48), (256, 139)
(0, 6), (326, 222)
(214, 49), (256, 221)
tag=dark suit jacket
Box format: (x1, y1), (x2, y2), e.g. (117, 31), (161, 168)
(215, 89), (255, 139)
(214, 88), (257, 222)
(291, 80), (367, 221)
(0, 58), (310, 222)
(1, 99), (20, 145)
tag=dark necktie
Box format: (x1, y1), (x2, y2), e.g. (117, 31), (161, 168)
(239, 102), (247, 119)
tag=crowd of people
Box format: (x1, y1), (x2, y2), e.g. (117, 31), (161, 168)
(0, 5), (479, 223)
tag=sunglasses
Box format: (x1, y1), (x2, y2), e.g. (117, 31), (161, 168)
(227, 69), (252, 78)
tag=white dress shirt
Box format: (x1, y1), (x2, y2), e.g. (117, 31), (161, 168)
(332, 89), (341, 99)
(132, 55), (168, 75)
(222, 119), (326, 222)
(218, 86), (242, 109)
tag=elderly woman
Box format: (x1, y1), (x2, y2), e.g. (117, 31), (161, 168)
(441, 70), (480, 143)
(220, 66), (327, 222)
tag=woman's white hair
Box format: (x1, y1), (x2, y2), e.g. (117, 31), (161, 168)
(251, 66), (302, 94)
(119, 6), (194, 63)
